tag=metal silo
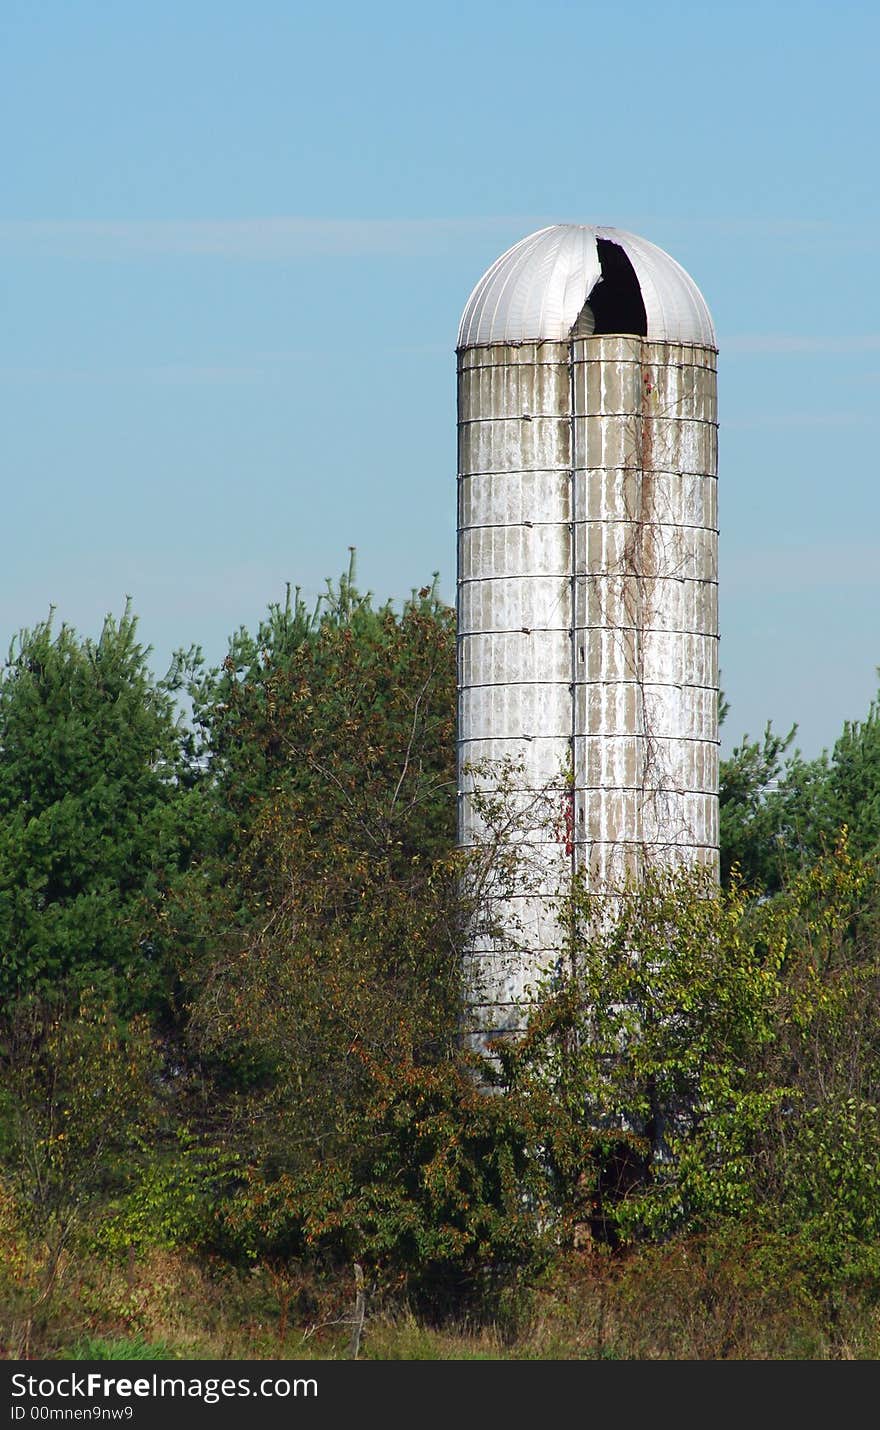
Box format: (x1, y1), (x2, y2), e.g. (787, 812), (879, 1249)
(456, 225), (718, 1050)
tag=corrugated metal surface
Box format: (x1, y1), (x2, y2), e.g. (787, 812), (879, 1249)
(570, 334), (718, 890)
(458, 227), (602, 348)
(457, 340), (573, 1041)
(457, 232), (718, 1053)
(612, 232), (717, 352)
(458, 225), (716, 350)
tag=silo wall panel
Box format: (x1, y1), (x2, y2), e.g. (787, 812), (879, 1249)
(578, 789), (717, 847)
(458, 350), (570, 422)
(581, 841), (719, 891)
(578, 521), (716, 582)
(460, 417), (571, 476)
(458, 799), (571, 855)
(570, 336), (718, 880)
(457, 735), (571, 792)
(459, 522), (571, 580)
(458, 575), (573, 638)
(574, 414), (716, 477)
(579, 628), (718, 687)
(574, 575), (718, 636)
(571, 682), (716, 741)
(460, 682), (571, 741)
(459, 631), (571, 687)
(457, 341), (573, 1038)
(459, 469), (571, 528)
(580, 469), (717, 529)
(576, 734), (717, 794)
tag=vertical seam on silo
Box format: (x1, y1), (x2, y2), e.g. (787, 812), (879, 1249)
(569, 337), (578, 896)
(455, 351), (464, 853)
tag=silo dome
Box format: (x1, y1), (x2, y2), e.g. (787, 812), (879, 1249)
(458, 224), (715, 349)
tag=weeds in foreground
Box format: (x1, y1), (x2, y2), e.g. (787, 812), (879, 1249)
(4, 1241), (880, 1362)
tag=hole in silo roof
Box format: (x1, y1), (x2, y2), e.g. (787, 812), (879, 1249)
(576, 239), (648, 338)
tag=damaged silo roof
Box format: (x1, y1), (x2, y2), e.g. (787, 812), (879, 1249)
(457, 224), (716, 349)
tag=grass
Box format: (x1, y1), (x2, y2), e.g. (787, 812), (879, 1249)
(59, 1332), (179, 1361)
(3, 1239), (880, 1361)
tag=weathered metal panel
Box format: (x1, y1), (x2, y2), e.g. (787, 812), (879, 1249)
(578, 469), (718, 529)
(457, 734), (571, 790)
(457, 339), (572, 1041)
(458, 574), (572, 634)
(459, 631), (571, 686)
(570, 334), (718, 890)
(607, 231), (716, 348)
(460, 683), (571, 741)
(459, 471), (572, 528)
(459, 523), (574, 579)
(573, 574), (718, 636)
(577, 734), (718, 792)
(580, 628), (718, 692)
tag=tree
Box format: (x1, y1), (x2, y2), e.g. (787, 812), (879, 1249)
(719, 721), (796, 887)
(179, 564), (462, 1197)
(0, 605), (197, 1005)
(486, 836), (880, 1309)
(720, 685), (880, 892)
(0, 988), (158, 1294)
(187, 556), (456, 864)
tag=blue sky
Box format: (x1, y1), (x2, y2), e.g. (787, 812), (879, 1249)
(1, 0), (878, 757)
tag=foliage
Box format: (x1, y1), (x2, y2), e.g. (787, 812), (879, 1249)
(0, 989), (159, 1288)
(13, 1237), (880, 1360)
(500, 842), (880, 1302)
(186, 554), (455, 862)
(60, 1334), (179, 1361)
(94, 1132), (234, 1256)
(719, 721), (796, 887)
(216, 1054), (551, 1311)
(188, 846), (464, 1158)
(4, 572), (880, 1340)
(180, 561), (460, 1158)
(0, 604), (200, 1005)
(720, 682), (880, 891)
(501, 866), (780, 1242)
(146, 562), (502, 1306)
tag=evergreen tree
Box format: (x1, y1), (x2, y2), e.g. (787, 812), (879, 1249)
(0, 605), (195, 1004)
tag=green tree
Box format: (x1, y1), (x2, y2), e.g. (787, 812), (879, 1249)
(499, 842), (880, 1304)
(187, 556), (455, 863)
(178, 564), (463, 1220)
(155, 565), (558, 1307)
(505, 867), (781, 1242)
(0, 989), (159, 1294)
(218, 1054), (551, 1311)
(720, 681), (880, 892)
(771, 694), (880, 873)
(0, 605), (198, 1004)
(720, 722), (796, 887)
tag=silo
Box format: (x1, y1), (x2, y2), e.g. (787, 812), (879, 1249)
(456, 225), (718, 1049)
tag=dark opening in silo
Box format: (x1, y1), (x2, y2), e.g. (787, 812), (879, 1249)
(572, 238), (648, 338)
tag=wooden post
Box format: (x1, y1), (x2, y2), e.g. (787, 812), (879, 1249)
(347, 1263), (366, 1360)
